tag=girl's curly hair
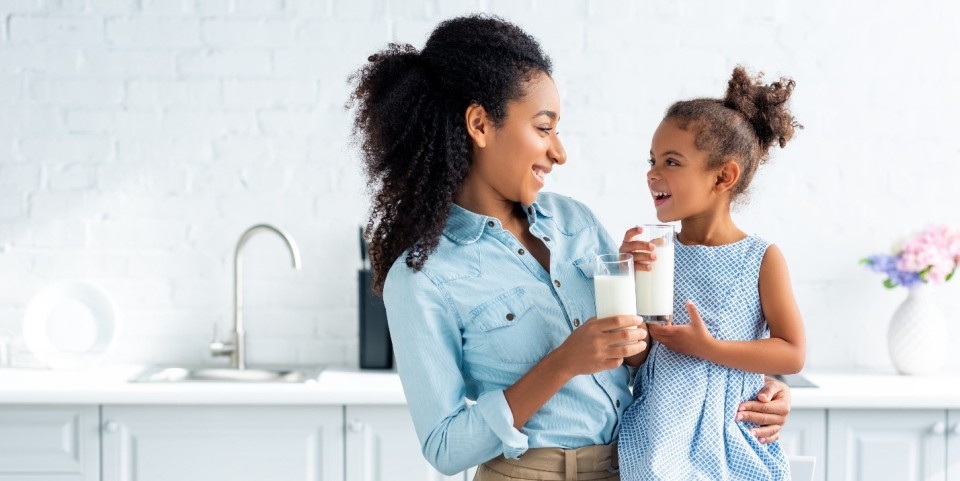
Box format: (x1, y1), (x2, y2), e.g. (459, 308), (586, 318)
(348, 15), (552, 293)
(665, 66), (802, 204)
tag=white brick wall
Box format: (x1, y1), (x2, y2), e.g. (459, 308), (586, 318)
(1, 0), (959, 372)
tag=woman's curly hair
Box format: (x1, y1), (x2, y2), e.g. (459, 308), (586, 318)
(665, 66), (802, 204)
(348, 15), (552, 293)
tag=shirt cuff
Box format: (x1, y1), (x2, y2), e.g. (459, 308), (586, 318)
(475, 389), (529, 459)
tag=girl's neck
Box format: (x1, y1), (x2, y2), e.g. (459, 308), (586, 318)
(677, 209), (745, 247)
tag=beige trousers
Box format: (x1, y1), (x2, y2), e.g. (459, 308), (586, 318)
(474, 444), (619, 481)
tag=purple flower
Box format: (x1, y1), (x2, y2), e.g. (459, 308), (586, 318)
(864, 254), (899, 273)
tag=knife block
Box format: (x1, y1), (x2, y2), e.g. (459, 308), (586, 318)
(358, 269), (393, 369)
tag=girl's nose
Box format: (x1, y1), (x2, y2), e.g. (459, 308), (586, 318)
(647, 167), (659, 182)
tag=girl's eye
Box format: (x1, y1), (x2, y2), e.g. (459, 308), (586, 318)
(647, 158), (655, 166)
(537, 127), (553, 134)
(666, 159), (679, 166)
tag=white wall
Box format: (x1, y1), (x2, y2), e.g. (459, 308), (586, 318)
(1, 0), (958, 371)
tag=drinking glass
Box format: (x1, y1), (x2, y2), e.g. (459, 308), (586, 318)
(593, 253), (637, 319)
(633, 224), (675, 325)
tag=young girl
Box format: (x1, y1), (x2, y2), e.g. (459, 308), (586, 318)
(617, 66), (806, 480)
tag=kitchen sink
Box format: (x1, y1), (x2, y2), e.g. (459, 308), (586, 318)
(771, 373), (817, 388)
(132, 365), (323, 383)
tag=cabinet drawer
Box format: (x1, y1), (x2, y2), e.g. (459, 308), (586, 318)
(0, 405), (99, 481)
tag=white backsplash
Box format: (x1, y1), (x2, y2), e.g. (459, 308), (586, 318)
(1, 0), (958, 371)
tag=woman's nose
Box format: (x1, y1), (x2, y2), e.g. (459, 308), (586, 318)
(549, 136), (567, 165)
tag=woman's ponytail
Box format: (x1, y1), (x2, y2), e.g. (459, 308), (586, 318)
(349, 15), (552, 293)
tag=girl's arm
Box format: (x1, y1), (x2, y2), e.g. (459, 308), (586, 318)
(647, 244), (806, 374)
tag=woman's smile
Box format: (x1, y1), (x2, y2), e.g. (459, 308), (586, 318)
(532, 164), (551, 186)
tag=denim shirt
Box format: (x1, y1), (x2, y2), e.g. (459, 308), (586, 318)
(383, 192), (634, 475)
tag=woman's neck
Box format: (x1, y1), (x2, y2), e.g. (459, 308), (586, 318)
(456, 186), (524, 231)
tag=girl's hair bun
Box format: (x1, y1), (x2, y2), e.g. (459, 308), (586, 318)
(723, 66), (801, 150)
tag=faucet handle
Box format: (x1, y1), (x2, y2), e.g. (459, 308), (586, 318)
(209, 324), (232, 357)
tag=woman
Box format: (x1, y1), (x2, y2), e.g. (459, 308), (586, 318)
(349, 14), (791, 480)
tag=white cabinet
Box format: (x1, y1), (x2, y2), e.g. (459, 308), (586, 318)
(948, 410), (960, 481)
(0, 405), (100, 481)
(779, 408), (826, 481)
(345, 405), (463, 481)
(101, 405), (343, 481)
(828, 409), (947, 481)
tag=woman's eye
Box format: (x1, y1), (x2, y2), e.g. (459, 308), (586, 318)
(538, 127), (552, 134)
(647, 158), (655, 166)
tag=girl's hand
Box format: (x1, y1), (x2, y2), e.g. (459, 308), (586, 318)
(620, 226), (657, 272)
(737, 377), (792, 443)
(647, 300), (715, 356)
(551, 315), (647, 377)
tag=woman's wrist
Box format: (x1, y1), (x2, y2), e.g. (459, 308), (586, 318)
(542, 345), (578, 382)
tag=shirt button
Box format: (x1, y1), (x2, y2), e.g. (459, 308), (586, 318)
(542, 236), (551, 242)
(553, 279), (561, 288)
(573, 318), (580, 327)
(518, 248), (525, 255)
(487, 221), (495, 228)
(506, 313), (515, 321)
(616, 400), (621, 408)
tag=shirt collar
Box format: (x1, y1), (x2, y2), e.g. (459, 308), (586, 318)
(443, 199), (553, 245)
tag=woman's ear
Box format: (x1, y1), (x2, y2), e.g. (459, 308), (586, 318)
(465, 103), (489, 148)
(714, 159), (741, 193)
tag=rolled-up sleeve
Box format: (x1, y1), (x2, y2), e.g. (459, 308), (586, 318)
(383, 262), (529, 474)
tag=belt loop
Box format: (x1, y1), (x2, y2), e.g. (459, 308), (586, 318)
(564, 449), (577, 481)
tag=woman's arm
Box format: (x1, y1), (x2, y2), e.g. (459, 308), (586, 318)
(506, 314), (647, 427)
(385, 264), (647, 474)
(647, 245), (806, 374)
(739, 376), (792, 443)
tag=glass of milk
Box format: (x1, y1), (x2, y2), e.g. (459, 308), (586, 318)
(593, 253), (638, 319)
(634, 224), (675, 325)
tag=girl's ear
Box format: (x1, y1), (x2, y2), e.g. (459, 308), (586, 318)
(465, 103), (490, 148)
(714, 159), (741, 193)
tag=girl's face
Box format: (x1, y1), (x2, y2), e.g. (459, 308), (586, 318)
(469, 72), (566, 207)
(647, 119), (723, 222)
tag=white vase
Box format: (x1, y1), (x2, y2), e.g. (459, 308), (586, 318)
(887, 284), (948, 375)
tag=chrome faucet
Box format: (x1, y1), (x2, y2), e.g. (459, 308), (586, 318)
(210, 224), (301, 369)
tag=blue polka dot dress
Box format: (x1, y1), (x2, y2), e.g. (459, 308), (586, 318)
(618, 235), (790, 480)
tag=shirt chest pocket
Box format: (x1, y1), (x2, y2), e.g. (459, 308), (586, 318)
(468, 287), (553, 365)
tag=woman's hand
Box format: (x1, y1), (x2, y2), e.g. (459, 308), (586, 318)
(647, 300), (715, 357)
(736, 377), (792, 443)
(551, 315), (647, 378)
(620, 226), (658, 272)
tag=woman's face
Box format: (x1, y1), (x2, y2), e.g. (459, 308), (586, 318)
(468, 72), (566, 207)
(647, 119), (720, 222)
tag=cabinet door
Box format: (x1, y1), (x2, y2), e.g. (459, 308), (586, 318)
(0, 405), (99, 481)
(948, 410), (960, 481)
(345, 405), (461, 481)
(828, 409), (946, 481)
(778, 408), (826, 481)
(101, 405), (342, 481)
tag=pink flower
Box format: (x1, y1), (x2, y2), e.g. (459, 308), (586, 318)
(895, 224), (959, 284)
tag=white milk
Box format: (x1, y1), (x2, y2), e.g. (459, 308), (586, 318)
(635, 242), (675, 324)
(594, 274), (638, 319)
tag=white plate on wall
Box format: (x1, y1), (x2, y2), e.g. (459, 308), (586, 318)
(22, 281), (121, 369)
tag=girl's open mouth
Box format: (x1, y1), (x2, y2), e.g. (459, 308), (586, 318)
(652, 191), (671, 207)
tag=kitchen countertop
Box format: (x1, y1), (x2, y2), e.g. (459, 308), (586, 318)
(2, 365), (960, 408)
(0, 365), (407, 405)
